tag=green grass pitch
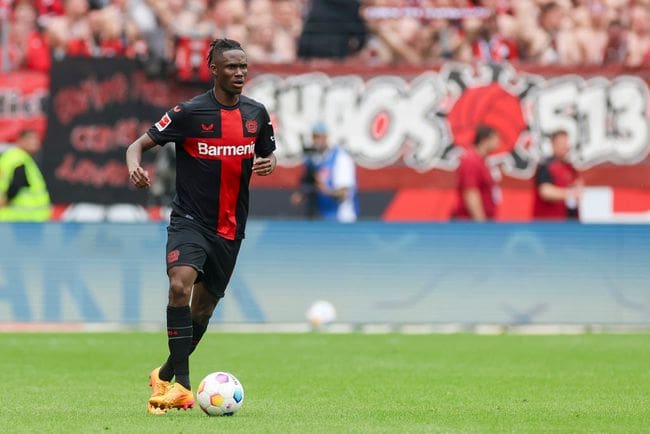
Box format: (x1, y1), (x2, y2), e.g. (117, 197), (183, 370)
(1, 332), (649, 433)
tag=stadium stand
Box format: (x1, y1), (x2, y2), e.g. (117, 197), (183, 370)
(1, 0), (649, 74)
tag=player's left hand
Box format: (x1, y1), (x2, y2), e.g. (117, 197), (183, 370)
(253, 154), (276, 176)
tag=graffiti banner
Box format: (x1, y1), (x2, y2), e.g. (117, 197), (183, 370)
(246, 63), (650, 177)
(42, 58), (203, 204)
(0, 71), (48, 142)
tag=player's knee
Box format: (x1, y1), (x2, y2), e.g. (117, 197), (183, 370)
(168, 275), (192, 304)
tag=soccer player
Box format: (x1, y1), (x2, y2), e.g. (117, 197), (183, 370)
(532, 129), (582, 220)
(452, 125), (500, 221)
(125, 38), (276, 414)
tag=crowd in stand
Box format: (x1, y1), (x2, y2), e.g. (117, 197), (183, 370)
(1, 0), (649, 75)
(360, 0), (650, 66)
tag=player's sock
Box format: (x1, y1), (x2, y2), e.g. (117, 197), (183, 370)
(189, 321), (208, 355)
(159, 359), (174, 382)
(166, 305), (192, 390)
(159, 321), (207, 381)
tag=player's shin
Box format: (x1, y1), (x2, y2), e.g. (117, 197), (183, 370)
(166, 305), (192, 389)
(160, 308), (214, 381)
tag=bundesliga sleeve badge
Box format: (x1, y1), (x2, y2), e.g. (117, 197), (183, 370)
(155, 113), (172, 131)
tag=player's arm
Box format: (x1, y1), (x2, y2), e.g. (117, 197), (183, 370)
(128, 103), (186, 188)
(126, 133), (157, 189)
(253, 109), (277, 177)
(462, 188), (486, 222)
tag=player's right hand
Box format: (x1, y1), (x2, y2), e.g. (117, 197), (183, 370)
(130, 166), (151, 189)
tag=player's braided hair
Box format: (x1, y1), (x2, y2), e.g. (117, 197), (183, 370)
(207, 39), (244, 67)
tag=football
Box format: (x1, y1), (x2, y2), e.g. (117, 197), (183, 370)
(306, 300), (337, 328)
(197, 372), (245, 416)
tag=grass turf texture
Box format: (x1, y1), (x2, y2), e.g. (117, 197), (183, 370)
(1, 333), (649, 433)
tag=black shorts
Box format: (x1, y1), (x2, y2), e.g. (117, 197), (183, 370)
(165, 215), (242, 298)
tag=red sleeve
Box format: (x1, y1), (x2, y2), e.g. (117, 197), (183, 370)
(458, 156), (480, 190)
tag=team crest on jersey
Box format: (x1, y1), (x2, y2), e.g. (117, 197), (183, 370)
(155, 113), (172, 131)
(167, 249), (180, 263)
(245, 119), (258, 134)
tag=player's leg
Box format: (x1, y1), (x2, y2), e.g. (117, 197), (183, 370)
(165, 265), (197, 388)
(158, 281), (219, 377)
(148, 265), (197, 413)
(175, 235), (241, 360)
(189, 281), (222, 354)
(149, 219), (209, 411)
(148, 265), (197, 411)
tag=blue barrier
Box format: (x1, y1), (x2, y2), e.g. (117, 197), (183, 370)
(0, 222), (649, 325)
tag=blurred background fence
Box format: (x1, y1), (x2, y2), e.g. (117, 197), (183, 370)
(1, 221), (649, 326)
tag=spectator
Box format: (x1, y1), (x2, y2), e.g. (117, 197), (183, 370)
(101, 0), (150, 58)
(86, 7), (127, 57)
(0, 129), (51, 221)
(625, 5), (650, 66)
(246, 0), (300, 63)
(272, 0), (304, 43)
(573, 2), (609, 65)
(247, 11), (295, 63)
(603, 19), (627, 64)
(532, 129), (582, 220)
(527, 1), (581, 64)
(291, 122), (358, 222)
(469, 12), (519, 63)
(34, 0), (65, 18)
(211, 0), (247, 37)
(50, 0), (91, 56)
(452, 125), (500, 222)
(2, 0), (50, 71)
(43, 12), (69, 60)
(4, 0), (648, 70)
(359, 0), (438, 65)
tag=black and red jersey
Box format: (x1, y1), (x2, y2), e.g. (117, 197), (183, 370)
(532, 158), (579, 219)
(147, 89), (276, 240)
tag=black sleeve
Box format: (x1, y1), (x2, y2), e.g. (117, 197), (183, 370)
(255, 108), (276, 158)
(535, 163), (553, 186)
(146, 103), (189, 145)
(7, 165), (28, 201)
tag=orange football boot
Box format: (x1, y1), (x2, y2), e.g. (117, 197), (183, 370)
(148, 383), (194, 411)
(147, 367), (172, 415)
